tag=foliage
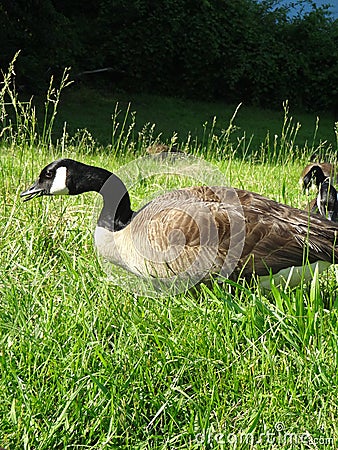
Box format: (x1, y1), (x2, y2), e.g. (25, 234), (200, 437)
(0, 0), (80, 92)
(1, 0), (337, 112)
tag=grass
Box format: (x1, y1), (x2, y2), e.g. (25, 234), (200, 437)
(53, 86), (337, 151)
(1, 65), (338, 449)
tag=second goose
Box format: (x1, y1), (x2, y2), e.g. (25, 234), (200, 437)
(303, 165), (338, 221)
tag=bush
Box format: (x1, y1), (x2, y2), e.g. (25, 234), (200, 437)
(1, 0), (337, 112)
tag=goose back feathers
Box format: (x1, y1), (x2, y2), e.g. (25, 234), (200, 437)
(22, 159), (338, 288)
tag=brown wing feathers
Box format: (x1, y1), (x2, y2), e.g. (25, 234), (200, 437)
(135, 186), (338, 280)
(236, 189), (338, 274)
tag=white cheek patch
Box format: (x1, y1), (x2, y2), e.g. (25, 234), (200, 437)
(50, 166), (69, 195)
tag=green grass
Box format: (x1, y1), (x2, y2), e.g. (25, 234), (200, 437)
(53, 86), (337, 152)
(1, 69), (338, 449)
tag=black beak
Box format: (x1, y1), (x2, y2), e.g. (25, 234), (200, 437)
(20, 181), (45, 202)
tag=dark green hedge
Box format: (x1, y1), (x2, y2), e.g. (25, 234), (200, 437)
(1, 0), (337, 112)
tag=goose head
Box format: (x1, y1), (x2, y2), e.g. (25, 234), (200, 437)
(302, 165), (326, 194)
(21, 158), (134, 231)
(20, 158), (114, 200)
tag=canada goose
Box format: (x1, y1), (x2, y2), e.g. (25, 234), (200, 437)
(312, 180), (338, 222)
(21, 159), (338, 290)
(301, 162), (336, 193)
(146, 144), (180, 155)
(302, 165), (338, 221)
(146, 144), (182, 162)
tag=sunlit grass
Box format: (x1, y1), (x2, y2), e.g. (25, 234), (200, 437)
(1, 63), (338, 449)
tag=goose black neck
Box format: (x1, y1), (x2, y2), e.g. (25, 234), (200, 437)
(97, 172), (134, 232)
(69, 163), (112, 194)
(319, 181), (337, 203)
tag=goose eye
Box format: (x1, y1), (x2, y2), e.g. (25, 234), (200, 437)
(45, 170), (54, 179)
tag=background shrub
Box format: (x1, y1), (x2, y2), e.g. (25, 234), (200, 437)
(1, 0), (337, 112)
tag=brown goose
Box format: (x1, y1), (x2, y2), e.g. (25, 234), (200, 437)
(21, 159), (338, 290)
(145, 144), (182, 162)
(146, 143), (180, 155)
